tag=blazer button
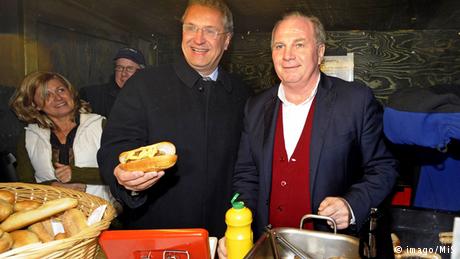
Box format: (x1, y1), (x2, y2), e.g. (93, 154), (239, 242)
(281, 181), (287, 187)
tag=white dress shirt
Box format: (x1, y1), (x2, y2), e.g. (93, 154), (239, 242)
(277, 78), (319, 160)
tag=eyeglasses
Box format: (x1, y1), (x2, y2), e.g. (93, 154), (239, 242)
(182, 23), (227, 39)
(114, 65), (138, 73)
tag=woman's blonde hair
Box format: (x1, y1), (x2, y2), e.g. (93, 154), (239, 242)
(9, 71), (91, 129)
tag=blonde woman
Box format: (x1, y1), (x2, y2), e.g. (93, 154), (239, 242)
(10, 71), (113, 203)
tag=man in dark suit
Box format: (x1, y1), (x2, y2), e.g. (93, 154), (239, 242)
(218, 12), (398, 258)
(98, 0), (251, 238)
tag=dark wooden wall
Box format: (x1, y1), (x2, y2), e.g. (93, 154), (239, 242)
(224, 30), (460, 104)
(0, 0), (159, 89)
(156, 29), (460, 105)
(0, 0), (159, 155)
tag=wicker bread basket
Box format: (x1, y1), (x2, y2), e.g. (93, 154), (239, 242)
(0, 182), (116, 259)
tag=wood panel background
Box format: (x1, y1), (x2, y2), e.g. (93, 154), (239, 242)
(28, 15), (158, 89)
(0, 0), (159, 155)
(0, 0), (159, 89)
(223, 30), (460, 104)
(36, 21), (127, 88)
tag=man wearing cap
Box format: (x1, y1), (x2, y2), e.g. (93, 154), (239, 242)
(80, 47), (146, 117)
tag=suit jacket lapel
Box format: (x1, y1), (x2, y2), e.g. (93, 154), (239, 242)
(262, 86), (279, 195)
(310, 74), (336, 193)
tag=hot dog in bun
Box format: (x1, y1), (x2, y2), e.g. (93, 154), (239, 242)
(119, 141), (177, 172)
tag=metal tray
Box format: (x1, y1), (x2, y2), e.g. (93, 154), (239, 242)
(244, 215), (360, 259)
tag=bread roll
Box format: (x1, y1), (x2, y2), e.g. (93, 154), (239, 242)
(61, 208), (88, 237)
(0, 197), (78, 232)
(28, 221), (54, 243)
(13, 200), (42, 212)
(54, 232), (66, 240)
(119, 141), (177, 172)
(0, 200), (13, 222)
(0, 190), (15, 204)
(0, 230), (13, 253)
(40, 218), (55, 238)
(10, 230), (40, 249)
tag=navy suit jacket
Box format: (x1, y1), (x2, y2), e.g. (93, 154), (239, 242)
(233, 73), (398, 238)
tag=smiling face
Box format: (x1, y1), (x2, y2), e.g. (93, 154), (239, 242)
(114, 58), (141, 88)
(271, 16), (325, 89)
(181, 4), (231, 76)
(33, 78), (75, 121)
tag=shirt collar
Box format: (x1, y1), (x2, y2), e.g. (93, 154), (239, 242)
(173, 54), (232, 93)
(200, 67), (219, 81)
(277, 76), (320, 106)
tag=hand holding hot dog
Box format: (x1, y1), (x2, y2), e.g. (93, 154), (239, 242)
(119, 141), (177, 172)
(115, 141), (177, 192)
(114, 165), (165, 192)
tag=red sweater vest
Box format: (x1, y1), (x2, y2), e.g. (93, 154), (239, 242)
(269, 99), (316, 229)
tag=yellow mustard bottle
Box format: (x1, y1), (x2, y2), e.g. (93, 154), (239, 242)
(225, 193), (253, 259)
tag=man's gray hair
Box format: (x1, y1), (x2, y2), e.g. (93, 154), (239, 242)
(271, 12), (326, 48)
(182, 0), (234, 33)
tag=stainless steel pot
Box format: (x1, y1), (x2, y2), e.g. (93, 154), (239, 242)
(244, 215), (360, 259)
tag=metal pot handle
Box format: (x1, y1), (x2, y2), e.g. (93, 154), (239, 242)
(299, 214), (337, 234)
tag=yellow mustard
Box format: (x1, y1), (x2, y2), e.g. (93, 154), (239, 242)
(225, 193), (253, 259)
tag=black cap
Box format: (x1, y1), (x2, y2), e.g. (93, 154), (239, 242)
(114, 47), (146, 66)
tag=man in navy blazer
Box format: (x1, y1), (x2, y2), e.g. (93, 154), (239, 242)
(218, 13), (398, 258)
(237, 13), (398, 237)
